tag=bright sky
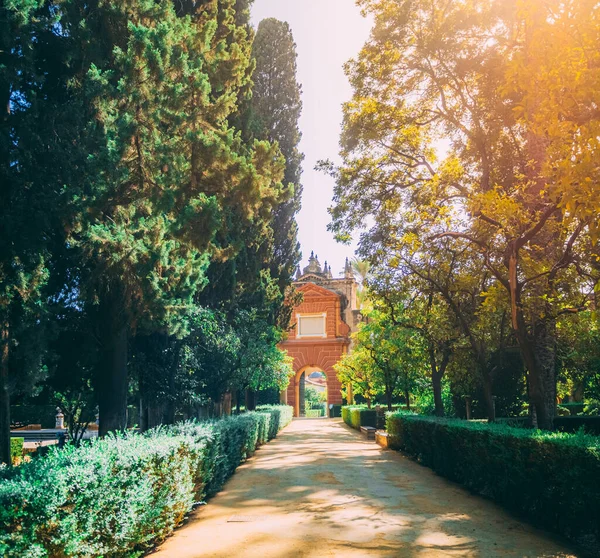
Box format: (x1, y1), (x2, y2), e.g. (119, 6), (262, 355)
(250, 0), (372, 278)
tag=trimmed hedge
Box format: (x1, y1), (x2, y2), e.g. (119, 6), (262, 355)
(10, 438), (23, 465)
(257, 404), (293, 440)
(555, 415), (600, 435)
(342, 406), (377, 430)
(386, 412), (600, 553)
(0, 406), (292, 557)
(10, 405), (56, 429)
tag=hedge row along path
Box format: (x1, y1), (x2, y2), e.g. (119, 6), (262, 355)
(151, 419), (576, 557)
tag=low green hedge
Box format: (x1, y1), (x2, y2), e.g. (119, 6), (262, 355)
(386, 412), (600, 553)
(342, 406), (377, 430)
(10, 438), (23, 465)
(257, 404), (293, 440)
(0, 406), (292, 557)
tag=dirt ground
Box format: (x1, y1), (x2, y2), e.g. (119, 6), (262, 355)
(151, 418), (577, 558)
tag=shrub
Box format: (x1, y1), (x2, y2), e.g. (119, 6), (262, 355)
(583, 399), (600, 416)
(555, 416), (600, 435)
(386, 412), (600, 553)
(9, 438), (23, 465)
(0, 407), (293, 557)
(342, 406), (377, 429)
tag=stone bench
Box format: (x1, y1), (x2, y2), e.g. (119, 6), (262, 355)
(360, 426), (376, 440)
(10, 430), (62, 441)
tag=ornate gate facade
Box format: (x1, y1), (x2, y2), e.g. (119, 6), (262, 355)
(279, 253), (361, 417)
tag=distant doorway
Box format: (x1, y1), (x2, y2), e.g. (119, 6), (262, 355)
(298, 370), (327, 418)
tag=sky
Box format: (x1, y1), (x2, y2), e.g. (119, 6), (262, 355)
(250, 0), (372, 278)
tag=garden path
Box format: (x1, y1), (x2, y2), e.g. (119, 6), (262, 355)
(151, 418), (576, 558)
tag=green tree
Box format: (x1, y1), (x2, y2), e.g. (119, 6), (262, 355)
(370, 280), (456, 417)
(65, 0), (286, 434)
(327, 0), (600, 429)
(246, 18), (304, 291)
(352, 308), (425, 411)
(0, 1), (78, 465)
(335, 346), (379, 408)
(372, 239), (515, 421)
(556, 311), (600, 405)
(0, 0), (297, 455)
(230, 309), (293, 410)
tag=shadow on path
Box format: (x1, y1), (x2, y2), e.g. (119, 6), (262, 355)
(150, 419), (577, 558)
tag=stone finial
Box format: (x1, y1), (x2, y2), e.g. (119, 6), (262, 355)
(344, 257), (354, 279)
(303, 250), (323, 275)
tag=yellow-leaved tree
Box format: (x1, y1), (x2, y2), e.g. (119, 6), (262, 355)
(326, 0), (600, 429)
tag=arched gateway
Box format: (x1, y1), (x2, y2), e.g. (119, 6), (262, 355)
(279, 253), (361, 417)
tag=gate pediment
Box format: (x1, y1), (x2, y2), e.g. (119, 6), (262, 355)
(296, 282), (340, 299)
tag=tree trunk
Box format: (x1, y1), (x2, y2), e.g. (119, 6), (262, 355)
(140, 396), (148, 432)
(432, 373), (444, 417)
(222, 392), (232, 416)
(482, 372), (495, 422)
(245, 388), (256, 411)
(98, 323), (128, 436)
(164, 365), (176, 425)
(530, 320), (556, 430)
(139, 390), (165, 431)
(385, 389), (393, 412)
(0, 324), (11, 466)
(514, 316), (556, 430)
(147, 400), (166, 430)
(404, 389), (411, 411)
(429, 343), (450, 417)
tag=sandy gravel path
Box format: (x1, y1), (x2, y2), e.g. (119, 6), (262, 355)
(151, 418), (577, 558)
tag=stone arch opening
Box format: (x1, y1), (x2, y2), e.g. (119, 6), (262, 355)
(286, 359), (341, 418)
(295, 366), (328, 418)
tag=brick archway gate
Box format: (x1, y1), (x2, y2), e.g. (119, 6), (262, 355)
(285, 347), (346, 417)
(279, 261), (360, 416)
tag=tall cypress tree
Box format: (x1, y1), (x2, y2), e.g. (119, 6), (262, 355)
(67, 0), (286, 434)
(246, 18), (304, 291)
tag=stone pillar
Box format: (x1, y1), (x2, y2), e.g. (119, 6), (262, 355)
(55, 408), (65, 429)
